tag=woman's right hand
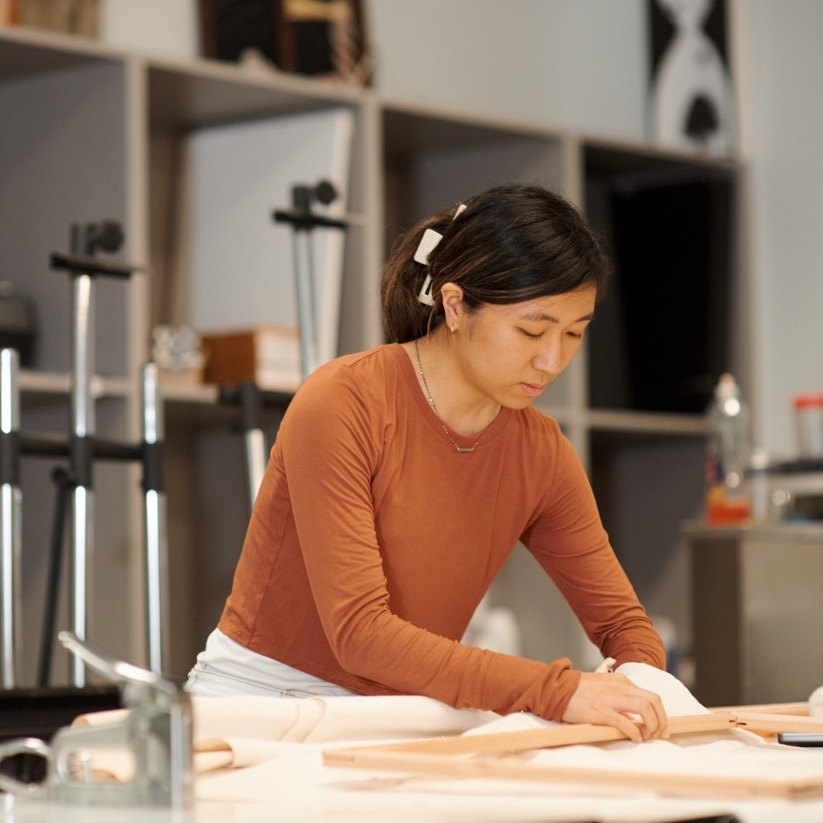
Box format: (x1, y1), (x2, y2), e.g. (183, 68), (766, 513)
(561, 671), (668, 743)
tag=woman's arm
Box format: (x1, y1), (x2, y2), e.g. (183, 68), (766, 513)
(522, 431), (666, 670)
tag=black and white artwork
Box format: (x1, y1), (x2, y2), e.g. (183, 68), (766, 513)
(648, 0), (736, 154)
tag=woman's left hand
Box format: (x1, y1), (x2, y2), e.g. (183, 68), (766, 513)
(561, 671), (668, 742)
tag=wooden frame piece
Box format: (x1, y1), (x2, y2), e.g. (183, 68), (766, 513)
(734, 710), (823, 733)
(324, 708), (823, 801)
(332, 712), (738, 758)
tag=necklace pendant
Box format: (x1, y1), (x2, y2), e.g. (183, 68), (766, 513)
(414, 338), (496, 456)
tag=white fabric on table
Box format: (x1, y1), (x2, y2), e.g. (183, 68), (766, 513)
(67, 664), (823, 822)
(73, 693), (500, 777)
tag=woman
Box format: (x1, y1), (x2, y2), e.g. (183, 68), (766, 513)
(187, 182), (668, 743)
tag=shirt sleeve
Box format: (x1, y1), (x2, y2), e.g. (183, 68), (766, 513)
(521, 431), (666, 671)
(278, 371), (584, 720)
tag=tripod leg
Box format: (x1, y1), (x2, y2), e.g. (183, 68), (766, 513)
(38, 468), (74, 688)
(292, 228), (319, 379)
(70, 272), (95, 687)
(142, 362), (169, 674)
(0, 349), (22, 688)
(238, 382), (266, 513)
(244, 429), (267, 513)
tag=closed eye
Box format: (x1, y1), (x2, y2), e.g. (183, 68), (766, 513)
(518, 328), (544, 340)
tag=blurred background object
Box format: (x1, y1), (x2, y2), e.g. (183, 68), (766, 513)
(13, 0), (100, 37)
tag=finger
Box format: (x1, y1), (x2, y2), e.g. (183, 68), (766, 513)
(650, 691), (669, 738)
(608, 710), (644, 743)
(637, 688), (668, 739)
(602, 675), (664, 739)
(621, 691), (667, 740)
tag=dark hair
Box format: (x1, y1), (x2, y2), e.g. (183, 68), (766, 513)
(380, 182), (612, 343)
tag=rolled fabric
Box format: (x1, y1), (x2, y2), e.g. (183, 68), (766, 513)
(809, 685), (823, 716)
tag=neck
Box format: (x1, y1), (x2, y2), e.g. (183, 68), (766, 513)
(411, 335), (500, 438)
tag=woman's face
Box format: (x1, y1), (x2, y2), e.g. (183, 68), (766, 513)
(449, 284), (597, 409)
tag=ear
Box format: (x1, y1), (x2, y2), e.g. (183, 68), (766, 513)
(440, 282), (464, 328)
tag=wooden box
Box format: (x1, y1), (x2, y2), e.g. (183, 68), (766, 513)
(201, 326), (301, 392)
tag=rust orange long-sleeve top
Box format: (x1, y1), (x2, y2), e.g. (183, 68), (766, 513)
(218, 343), (664, 720)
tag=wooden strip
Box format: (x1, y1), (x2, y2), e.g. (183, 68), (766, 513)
(718, 702), (809, 716)
(325, 747), (823, 801)
(733, 712), (823, 733)
(325, 706), (823, 801)
(332, 712), (736, 758)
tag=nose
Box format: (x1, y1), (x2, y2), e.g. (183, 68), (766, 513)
(534, 340), (562, 377)
(532, 337), (565, 377)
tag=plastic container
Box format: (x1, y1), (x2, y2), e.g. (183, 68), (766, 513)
(793, 393), (823, 459)
(705, 373), (752, 525)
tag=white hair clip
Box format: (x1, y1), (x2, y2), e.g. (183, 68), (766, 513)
(415, 230), (442, 306)
(415, 203), (466, 307)
(414, 228), (443, 266)
(417, 273), (436, 306)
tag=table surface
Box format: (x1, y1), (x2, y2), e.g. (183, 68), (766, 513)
(5, 792), (823, 823)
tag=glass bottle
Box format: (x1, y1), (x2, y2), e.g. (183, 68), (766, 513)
(705, 373), (752, 525)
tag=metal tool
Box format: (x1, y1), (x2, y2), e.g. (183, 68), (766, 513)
(0, 631), (193, 807)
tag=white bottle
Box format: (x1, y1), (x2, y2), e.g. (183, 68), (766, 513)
(705, 373), (751, 524)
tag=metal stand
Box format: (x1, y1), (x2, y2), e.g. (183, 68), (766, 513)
(236, 382), (266, 512)
(141, 362), (168, 676)
(0, 221), (169, 687)
(273, 180), (348, 380)
(209, 182), (348, 525)
(218, 383), (292, 513)
(0, 349), (21, 689)
(69, 264), (95, 688)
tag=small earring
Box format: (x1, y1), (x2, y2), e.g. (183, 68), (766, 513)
(450, 325), (456, 334)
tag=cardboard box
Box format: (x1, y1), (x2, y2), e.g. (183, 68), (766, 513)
(201, 327), (302, 392)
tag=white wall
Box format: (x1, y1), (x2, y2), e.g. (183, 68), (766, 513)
(101, 0), (199, 58)
(737, 1), (823, 458)
(368, 0), (649, 139)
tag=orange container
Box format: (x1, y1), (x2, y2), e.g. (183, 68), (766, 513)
(793, 393), (823, 458)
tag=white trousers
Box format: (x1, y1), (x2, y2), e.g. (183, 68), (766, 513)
(185, 628), (358, 698)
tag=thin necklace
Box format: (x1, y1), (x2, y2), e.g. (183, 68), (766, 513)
(413, 339), (499, 454)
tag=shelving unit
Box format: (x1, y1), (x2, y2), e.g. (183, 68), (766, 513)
(0, 25), (744, 681)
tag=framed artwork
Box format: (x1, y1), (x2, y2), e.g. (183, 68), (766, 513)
(647, 0), (736, 154)
(199, 0), (371, 84)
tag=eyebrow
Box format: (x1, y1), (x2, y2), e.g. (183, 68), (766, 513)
(520, 309), (594, 324)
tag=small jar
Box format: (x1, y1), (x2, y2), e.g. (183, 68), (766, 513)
(793, 393), (823, 459)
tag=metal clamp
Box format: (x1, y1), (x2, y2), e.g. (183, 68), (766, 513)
(0, 631), (192, 808)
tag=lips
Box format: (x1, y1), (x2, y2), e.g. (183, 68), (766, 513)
(521, 382), (546, 398)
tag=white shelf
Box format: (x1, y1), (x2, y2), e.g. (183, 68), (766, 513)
(18, 370), (130, 399)
(587, 409), (709, 437)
